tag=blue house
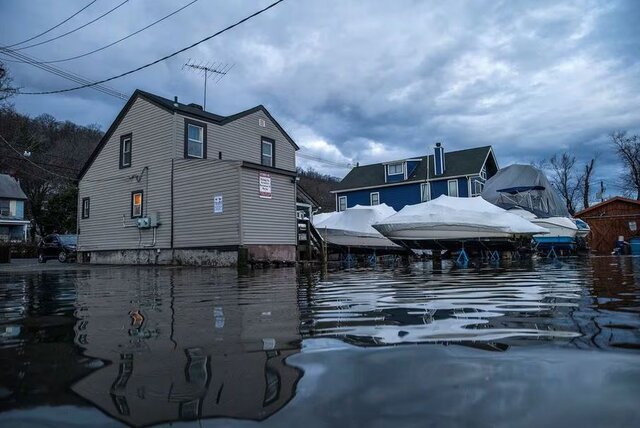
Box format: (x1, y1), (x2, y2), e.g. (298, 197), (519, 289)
(331, 144), (499, 211)
(0, 174), (30, 242)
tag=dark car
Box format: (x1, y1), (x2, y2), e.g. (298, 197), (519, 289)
(38, 234), (77, 263)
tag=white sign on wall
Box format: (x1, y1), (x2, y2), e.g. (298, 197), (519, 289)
(259, 172), (272, 199)
(630, 221), (637, 232)
(213, 194), (223, 213)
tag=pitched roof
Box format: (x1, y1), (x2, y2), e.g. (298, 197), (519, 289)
(575, 196), (640, 217)
(79, 89), (298, 180)
(333, 146), (493, 191)
(0, 174), (28, 200)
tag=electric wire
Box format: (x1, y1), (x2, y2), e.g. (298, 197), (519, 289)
(21, 0), (200, 64)
(2, 0), (99, 49)
(10, 0), (130, 51)
(0, 132), (77, 181)
(14, 0), (286, 95)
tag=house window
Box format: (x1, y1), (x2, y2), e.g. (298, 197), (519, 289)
(448, 179), (458, 197)
(82, 197), (90, 219)
(338, 196), (347, 211)
(184, 119), (207, 159)
(0, 199), (9, 217)
(119, 134), (132, 168)
(480, 165), (487, 180)
(370, 192), (380, 205)
(131, 191), (143, 218)
(261, 137), (274, 167)
(387, 162), (404, 175)
(420, 183), (431, 202)
(472, 180), (484, 196)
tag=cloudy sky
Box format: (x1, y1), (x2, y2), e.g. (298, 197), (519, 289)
(1, 0), (639, 191)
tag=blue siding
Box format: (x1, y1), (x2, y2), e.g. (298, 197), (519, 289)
(337, 182), (423, 211)
(458, 178), (469, 197)
(386, 171), (404, 183)
(407, 160), (420, 177)
(431, 179), (448, 198)
(16, 200), (24, 219)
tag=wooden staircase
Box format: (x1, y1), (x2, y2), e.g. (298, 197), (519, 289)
(297, 219), (326, 262)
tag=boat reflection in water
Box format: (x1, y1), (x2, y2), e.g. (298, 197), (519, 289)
(70, 268), (302, 427)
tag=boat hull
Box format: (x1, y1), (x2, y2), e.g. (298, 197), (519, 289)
(321, 229), (401, 250)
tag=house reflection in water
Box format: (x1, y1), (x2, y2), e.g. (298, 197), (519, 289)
(71, 268), (302, 427)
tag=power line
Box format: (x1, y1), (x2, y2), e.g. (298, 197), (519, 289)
(0, 48), (128, 100)
(10, 0), (130, 51)
(297, 152), (353, 169)
(14, 0), (286, 96)
(29, 0), (200, 64)
(2, 0), (99, 49)
(0, 132), (76, 181)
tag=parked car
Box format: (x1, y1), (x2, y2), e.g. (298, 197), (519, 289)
(38, 234), (77, 263)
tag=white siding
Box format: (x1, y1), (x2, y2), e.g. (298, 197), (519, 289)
(173, 159), (242, 248)
(78, 97), (174, 251)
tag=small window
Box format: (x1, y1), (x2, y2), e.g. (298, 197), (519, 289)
(82, 197), (90, 219)
(472, 180), (484, 196)
(420, 183), (431, 202)
(261, 138), (274, 167)
(480, 165), (487, 180)
(184, 119), (207, 159)
(119, 134), (132, 168)
(0, 199), (9, 216)
(338, 196), (347, 212)
(131, 191), (143, 218)
(387, 162), (404, 175)
(370, 192), (380, 205)
(448, 179), (458, 197)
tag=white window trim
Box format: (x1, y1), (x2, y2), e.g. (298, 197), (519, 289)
(187, 124), (204, 159)
(122, 136), (132, 167)
(471, 179), (484, 197)
(387, 162), (404, 176)
(338, 196), (347, 211)
(370, 192), (380, 205)
(447, 179), (458, 197)
(261, 139), (273, 167)
(420, 183), (431, 202)
(480, 165), (487, 180)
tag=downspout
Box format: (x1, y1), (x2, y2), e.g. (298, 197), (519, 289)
(170, 158), (174, 250)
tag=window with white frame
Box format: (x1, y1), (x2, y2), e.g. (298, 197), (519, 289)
(448, 179), (458, 197)
(131, 191), (143, 218)
(338, 196), (347, 211)
(370, 192), (380, 205)
(81, 197), (90, 219)
(261, 138), (274, 167)
(387, 162), (404, 175)
(472, 180), (484, 196)
(480, 165), (487, 180)
(420, 183), (431, 202)
(186, 123), (204, 158)
(120, 134), (132, 168)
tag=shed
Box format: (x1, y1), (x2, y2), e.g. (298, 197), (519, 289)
(575, 197), (640, 254)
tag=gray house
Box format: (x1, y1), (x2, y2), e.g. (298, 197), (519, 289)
(78, 90), (299, 266)
(0, 174), (30, 242)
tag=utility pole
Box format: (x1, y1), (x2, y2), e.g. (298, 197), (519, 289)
(182, 59), (233, 110)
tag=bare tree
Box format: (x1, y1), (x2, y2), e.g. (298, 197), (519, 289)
(549, 153), (583, 215)
(0, 61), (17, 106)
(611, 131), (640, 200)
(582, 158), (596, 209)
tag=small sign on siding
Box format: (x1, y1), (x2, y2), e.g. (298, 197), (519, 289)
(259, 172), (272, 199)
(213, 194), (223, 214)
(630, 221), (637, 232)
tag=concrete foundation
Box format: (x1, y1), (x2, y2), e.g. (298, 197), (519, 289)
(78, 245), (295, 267)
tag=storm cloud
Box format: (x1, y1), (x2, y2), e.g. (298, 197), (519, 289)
(1, 0), (639, 187)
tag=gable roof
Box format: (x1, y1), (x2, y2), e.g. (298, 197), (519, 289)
(333, 146), (494, 191)
(575, 196), (640, 217)
(78, 89), (299, 180)
(0, 174), (28, 200)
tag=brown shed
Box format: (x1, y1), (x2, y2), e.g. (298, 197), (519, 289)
(575, 197), (640, 254)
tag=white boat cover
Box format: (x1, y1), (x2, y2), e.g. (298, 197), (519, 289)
(314, 204), (397, 236)
(312, 212), (337, 225)
(373, 195), (548, 236)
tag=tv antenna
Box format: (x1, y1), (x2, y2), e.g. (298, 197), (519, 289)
(182, 59), (234, 110)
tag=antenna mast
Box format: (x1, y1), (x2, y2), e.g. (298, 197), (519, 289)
(182, 59), (233, 110)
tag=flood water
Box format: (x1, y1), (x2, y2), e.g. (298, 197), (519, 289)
(1, 257), (639, 427)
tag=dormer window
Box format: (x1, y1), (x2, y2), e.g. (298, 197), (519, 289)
(387, 162), (404, 175)
(480, 165), (487, 180)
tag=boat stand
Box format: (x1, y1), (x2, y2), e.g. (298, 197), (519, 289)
(456, 247), (469, 266)
(546, 246), (558, 259)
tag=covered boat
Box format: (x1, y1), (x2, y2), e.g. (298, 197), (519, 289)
(312, 211), (337, 225)
(481, 164), (583, 245)
(372, 196), (548, 250)
(314, 204), (401, 249)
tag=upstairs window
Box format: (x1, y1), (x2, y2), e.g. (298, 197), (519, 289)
(448, 179), (459, 197)
(261, 137), (274, 167)
(387, 162), (404, 175)
(119, 134), (132, 168)
(480, 165), (487, 180)
(131, 191), (143, 218)
(370, 192), (380, 205)
(472, 180), (484, 197)
(338, 196), (347, 212)
(82, 197), (90, 219)
(420, 183), (431, 202)
(0, 199), (9, 217)
(184, 119), (207, 159)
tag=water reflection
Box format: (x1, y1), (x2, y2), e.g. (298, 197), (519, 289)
(1, 257), (639, 427)
(70, 268), (302, 426)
